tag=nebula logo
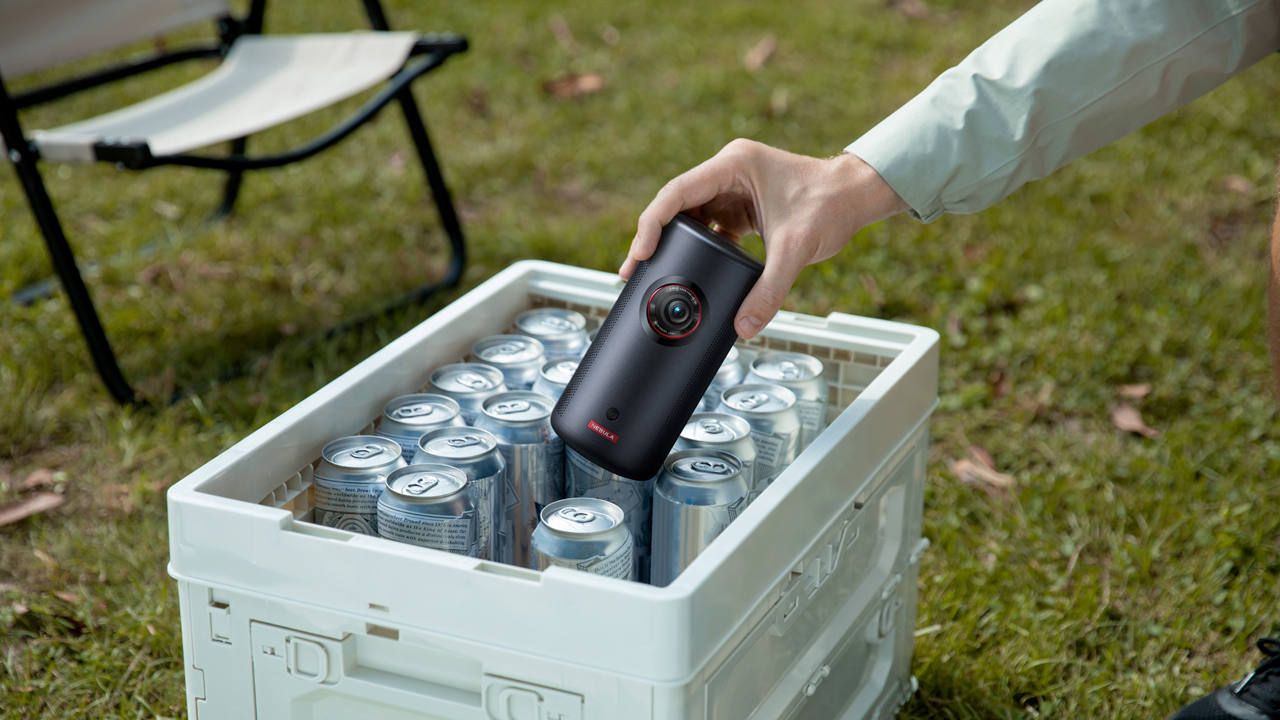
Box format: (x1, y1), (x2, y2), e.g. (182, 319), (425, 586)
(587, 420), (618, 443)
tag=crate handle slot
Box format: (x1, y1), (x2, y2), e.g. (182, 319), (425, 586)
(285, 636), (329, 684)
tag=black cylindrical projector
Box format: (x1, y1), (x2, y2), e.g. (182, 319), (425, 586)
(552, 214), (765, 479)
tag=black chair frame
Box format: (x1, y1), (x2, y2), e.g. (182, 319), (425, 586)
(0, 0), (468, 406)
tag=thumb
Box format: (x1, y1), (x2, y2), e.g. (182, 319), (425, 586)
(734, 238), (808, 339)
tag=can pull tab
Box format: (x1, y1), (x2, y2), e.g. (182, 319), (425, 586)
(737, 393), (768, 410)
(456, 372), (489, 389)
(487, 342), (524, 359)
(691, 460), (729, 474)
(349, 444), (387, 460)
(553, 361), (578, 374)
(393, 403), (435, 419)
(405, 477), (440, 495)
(557, 507), (596, 524)
(494, 400), (531, 415)
(777, 361), (802, 379)
(540, 316), (574, 331)
(446, 435), (483, 448)
(698, 419), (724, 434)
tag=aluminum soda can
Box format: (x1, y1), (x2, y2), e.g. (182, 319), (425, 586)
(650, 450), (749, 588)
(578, 326), (600, 359)
(427, 363), (507, 425)
(699, 346), (746, 411)
(375, 393), (466, 457)
(474, 391), (564, 566)
(564, 446), (657, 582)
(531, 357), (578, 401)
(413, 427), (505, 562)
(472, 335), (546, 390)
(314, 436), (407, 535)
(513, 308), (589, 358)
(673, 412), (758, 500)
(531, 498), (634, 579)
(747, 351), (828, 451)
(378, 465), (477, 556)
(716, 383), (800, 501)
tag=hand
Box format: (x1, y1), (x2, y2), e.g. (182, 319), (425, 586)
(621, 139), (908, 339)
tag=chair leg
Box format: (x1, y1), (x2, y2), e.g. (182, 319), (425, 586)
(394, 90), (466, 288)
(214, 136), (248, 220)
(9, 156), (142, 405)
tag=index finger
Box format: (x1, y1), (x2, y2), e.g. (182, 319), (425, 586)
(620, 154), (741, 278)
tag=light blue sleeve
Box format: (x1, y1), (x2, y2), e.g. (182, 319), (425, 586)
(847, 0), (1280, 222)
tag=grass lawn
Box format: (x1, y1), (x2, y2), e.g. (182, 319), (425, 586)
(3, 0), (1280, 717)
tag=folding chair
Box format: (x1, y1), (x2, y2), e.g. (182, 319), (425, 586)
(0, 0), (469, 406)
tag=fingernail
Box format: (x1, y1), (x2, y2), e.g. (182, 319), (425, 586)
(738, 315), (762, 337)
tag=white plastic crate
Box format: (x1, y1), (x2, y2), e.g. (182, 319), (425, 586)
(167, 261), (939, 720)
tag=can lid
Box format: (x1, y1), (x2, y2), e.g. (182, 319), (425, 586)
(666, 449), (743, 482)
(420, 428), (498, 459)
(382, 394), (460, 428)
(515, 308), (586, 340)
(681, 412), (751, 443)
(540, 358), (579, 385)
(321, 436), (404, 470)
(482, 391), (553, 423)
(540, 498), (624, 534)
(473, 335), (545, 365)
(430, 363), (505, 394)
(722, 383), (796, 413)
(750, 351), (823, 382)
(386, 464), (468, 500)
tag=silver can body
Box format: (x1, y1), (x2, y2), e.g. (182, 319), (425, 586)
(472, 335), (546, 390)
(673, 412), (758, 500)
(375, 393), (466, 456)
(412, 427), (506, 562)
(377, 465), (477, 557)
(531, 498), (634, 580)
(650, 450), (749, 588)
(427, 363), (507, 425)
(474, 391), (564, 567)
(564, 446), (658, 582)
(530, 357), (579, 401)
(715, 383), (801, 502)
(699, 346), (746, 411)
(513, 308), (589, 359)
(313, 436), (407, 535)
(746, 351), (828, 451)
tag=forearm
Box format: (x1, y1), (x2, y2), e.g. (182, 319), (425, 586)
(849, 0), (1280, 222)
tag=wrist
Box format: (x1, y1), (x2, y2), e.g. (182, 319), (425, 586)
(828, 152), (909, 227)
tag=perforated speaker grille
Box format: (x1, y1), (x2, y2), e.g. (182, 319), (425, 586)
(642, 281), (753, 466)
(555, 262), (647, 418)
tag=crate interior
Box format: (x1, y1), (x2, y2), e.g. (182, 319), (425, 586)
(251, 291), (898, 547)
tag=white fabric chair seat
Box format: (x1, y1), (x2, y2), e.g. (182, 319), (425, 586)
(29, 31), (418, 163)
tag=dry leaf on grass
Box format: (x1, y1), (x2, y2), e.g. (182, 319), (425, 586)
(949, 457), (1015, 491)
(18, 468), (54, 491)
(967, 444), (996, 470)
(1111, 402), (1158, 438)
(542, 73), (606, 99)
(1223, 175), (1255, 195)
(548, 15), (577, 54)
(743, 34), (776, 72)
(889, 0), (932, 20)
(769, 86), (789, 116)
(54, 591), (79, 604)
(1117, 383), (1152, 400)
(0, 493), (64, 527)
(152, 200), (182, 220)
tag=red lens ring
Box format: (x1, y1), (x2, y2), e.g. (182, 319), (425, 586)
(646, 285), (701, 339)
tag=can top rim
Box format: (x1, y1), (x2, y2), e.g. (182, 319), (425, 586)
(479, 391), (554, 423)
(428, 363), (506, 395)
(681, 412), (753, 443)
(472, 335), (545, 365)
(749, 351), (824, 382)
(720, 383), (797, 413)
(539, 357), (579, 385)
(514, 308), (587, 340)
(319, 436), (405, 475)
(384, 464), (469, 502)
(418, 427), (499, 458)
(539, 497), (624, 535)
(664, 448), (743, 482)
(380, 394), (461, 431)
